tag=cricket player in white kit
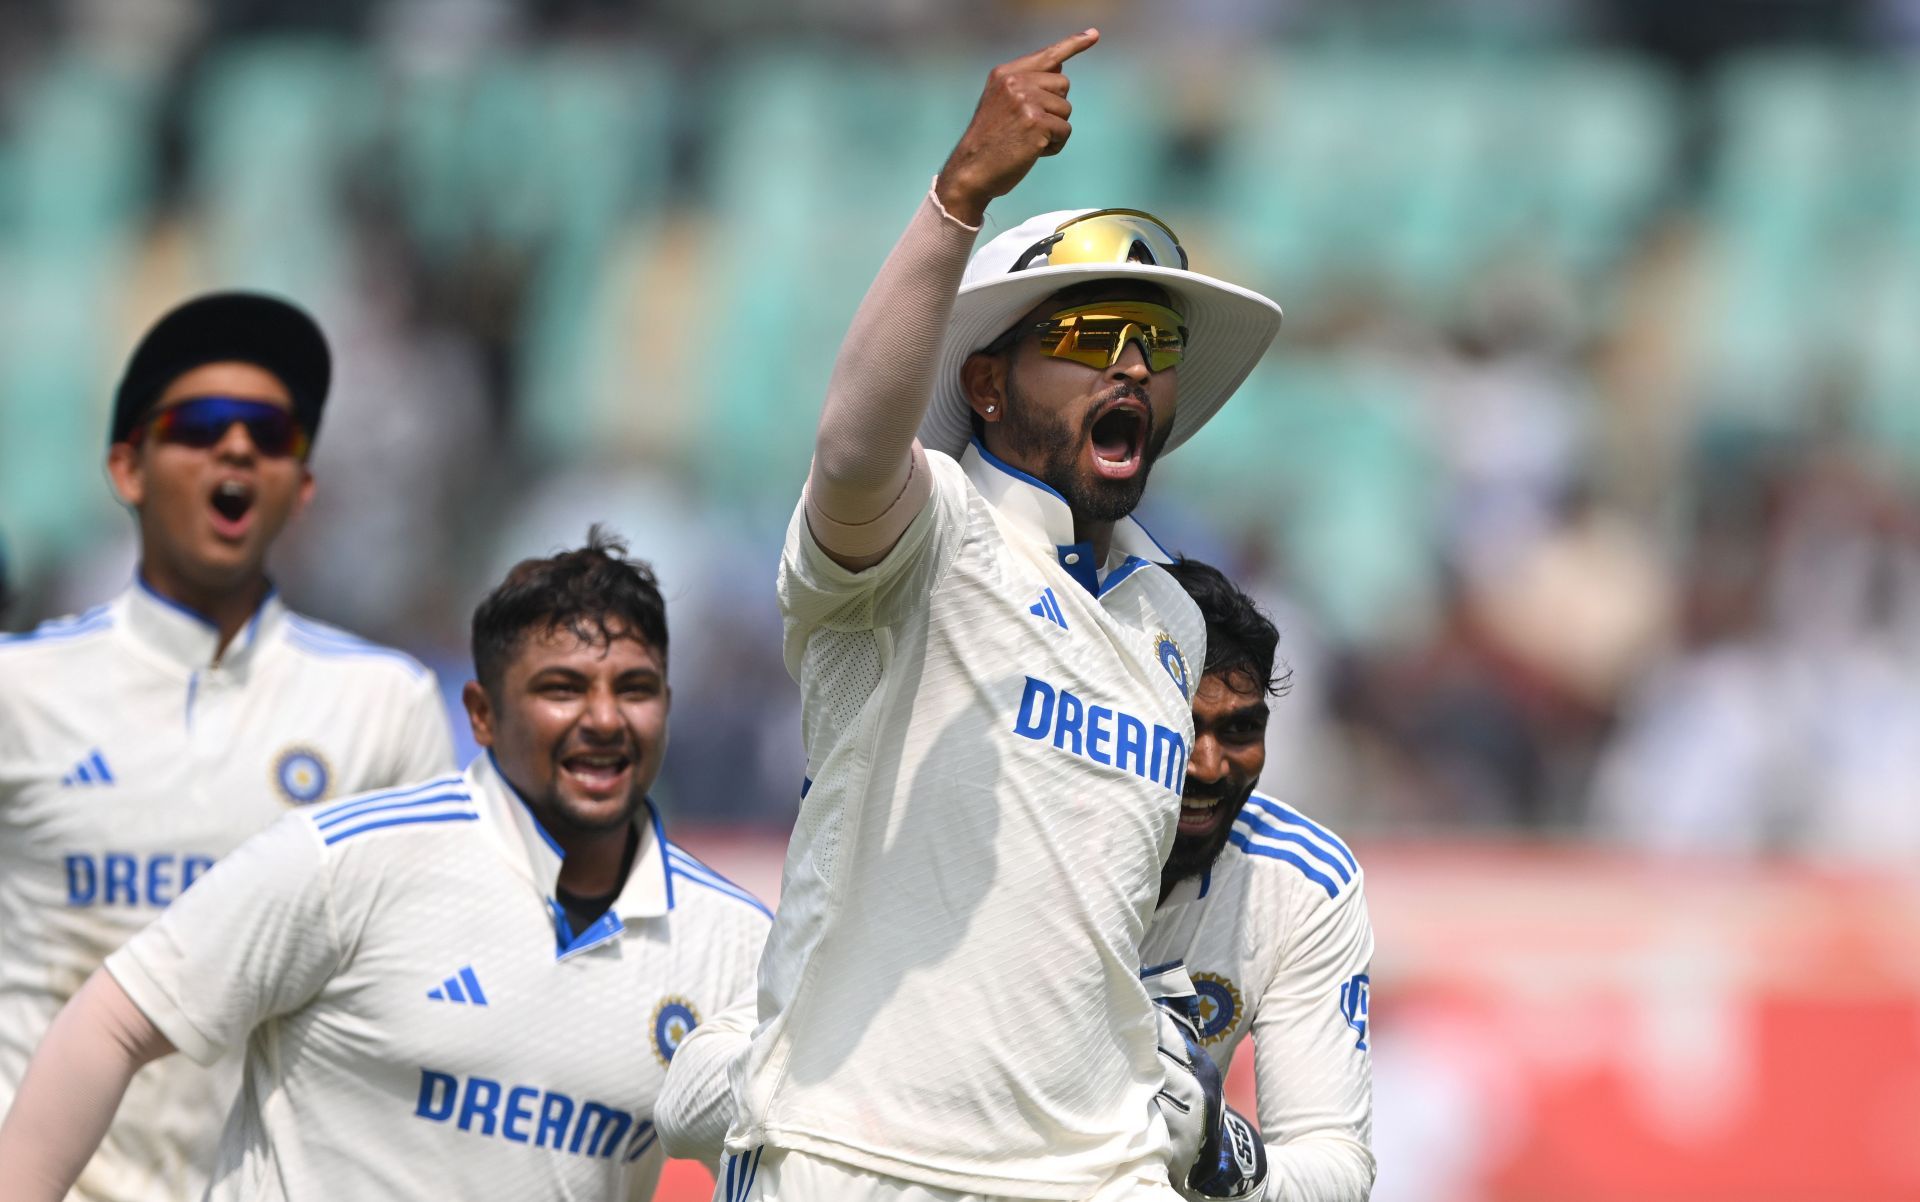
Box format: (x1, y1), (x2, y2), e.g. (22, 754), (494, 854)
(1143, 561), (1374, 1202)
(726, 28), (1283, 1202)
(0, 293), (454, 1202)
(0, 531), (770, 1201)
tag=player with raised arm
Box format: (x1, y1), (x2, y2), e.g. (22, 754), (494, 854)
(656, 562), (1369, 1202)
(0, 293), (454, 1202)
(0, 530), (769, 1201)
(1145, 560), (1374, 1201)
(726, 28), (1284, 1202)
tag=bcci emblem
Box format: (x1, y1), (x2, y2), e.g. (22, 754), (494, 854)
(1155, 633), (1191, 700)
(652, 997), (699, 1065)
(272, 747), (332, 805)
(1192, 972), (1242, 1046)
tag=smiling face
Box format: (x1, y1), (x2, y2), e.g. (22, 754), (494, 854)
(464, 622), (671, 839)
(1163, 667), (1270, 886)
(106, 361), (313, 600)
(965, 282), (1182, 523)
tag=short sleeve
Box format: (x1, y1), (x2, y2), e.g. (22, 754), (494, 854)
(104, 812), (341, 1066)
(778, 452), (970, 666)
(1250, 870), (1376, 1201)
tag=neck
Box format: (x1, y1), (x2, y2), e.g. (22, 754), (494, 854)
(552, 822), (636, 898)
(138, 560), (270, 657)
(1074, 515), (1116, 564)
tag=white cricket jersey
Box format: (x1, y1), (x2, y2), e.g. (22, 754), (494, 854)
(1140, 793), (1375, 1202)
(739, 442), (1207, 1198)
(104, 754), (770, 1202)
(0, 579), (454, 1202)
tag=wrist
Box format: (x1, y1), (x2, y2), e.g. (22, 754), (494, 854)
(933, 171), (989, 227)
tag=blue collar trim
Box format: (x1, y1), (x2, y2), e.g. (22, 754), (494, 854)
(971, 435), (1070, 506)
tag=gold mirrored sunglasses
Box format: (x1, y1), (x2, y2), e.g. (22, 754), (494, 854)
(1008, 208), (1190, 273)
(1023, 300), (1188, 372)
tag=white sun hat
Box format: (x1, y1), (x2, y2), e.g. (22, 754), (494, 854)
(917, 207), (1283, 460)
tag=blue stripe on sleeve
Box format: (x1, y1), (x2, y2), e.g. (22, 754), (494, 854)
(1227, 831), (1339, 898)
(322, 810), (479, 846)
(1245, 793), (1359, 873)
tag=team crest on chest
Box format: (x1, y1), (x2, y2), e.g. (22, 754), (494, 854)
(1154, 633), (1191, 701)
(652, 996), (699, 1065)
(272, 746), (332, 804)
(1192, 972), (1242, 1045)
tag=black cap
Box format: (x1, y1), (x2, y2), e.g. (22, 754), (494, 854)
(111, 292), (331, 447)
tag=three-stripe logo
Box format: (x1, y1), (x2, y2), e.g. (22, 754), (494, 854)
(1028, 587), (1068, 630)
(60, 749), (115, 787)
(426, 965), (489, 1006)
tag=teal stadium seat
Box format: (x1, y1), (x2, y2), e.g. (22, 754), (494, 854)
(0, 54), (158, 576)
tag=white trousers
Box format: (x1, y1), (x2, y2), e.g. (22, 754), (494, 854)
(713, 1147), (1183, 1202)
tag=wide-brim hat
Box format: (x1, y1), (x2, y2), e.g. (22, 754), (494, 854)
(919, 208), (1283, 460)
(111, 291), (331, 447)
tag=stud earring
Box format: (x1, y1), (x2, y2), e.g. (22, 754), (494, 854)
(985, 404), (997, 415)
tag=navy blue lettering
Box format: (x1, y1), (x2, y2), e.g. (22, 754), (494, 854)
(1012, 676), (1055, 739)
(182, 856), (214, 891)
(501, 1085), (538, 1143)
(1115, 713), (1147, 777)
(144, 855), (176, 906)
(570, 1102), (632, 1158)
(415, 1070), (456, 1121)
(1150, 725), (1187, 793)
(457, 1076), (502, 1135)
(103, 854), (137, 906)
(65, 856), (97, 905)
(1052, 689), (1085, 755)
(536, 1091), (575, 1149)
(1087, 705), (1114, 766)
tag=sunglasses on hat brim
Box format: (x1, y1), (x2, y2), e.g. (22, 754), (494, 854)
(1008, 208), (1190, 273)
(130, 396), (311, 460)
(1013, 300), (1189, 372)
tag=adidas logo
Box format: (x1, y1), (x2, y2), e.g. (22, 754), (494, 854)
(61, 749), (116, 787)
(1028, 587), (1068, 630)
(426, 965), (489, 1006)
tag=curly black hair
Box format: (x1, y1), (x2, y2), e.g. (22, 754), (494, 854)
(471, 525), (667, 695)
(1164, 557), (1288, 697)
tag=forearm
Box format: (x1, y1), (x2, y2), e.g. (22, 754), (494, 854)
(655, 1003), (754, 1163)
(0, 970), (175, 1201)
(1261, 1135), (1376, 1202)
(806, 185), (979, 563)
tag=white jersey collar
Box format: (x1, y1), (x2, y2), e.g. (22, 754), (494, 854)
(960, 439), (1175, 595)
(471, 752), (674, 960)
(122, 572), (285, 672)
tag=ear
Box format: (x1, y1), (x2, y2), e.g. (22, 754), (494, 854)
(961, 352), (1006, 425)
(462, 680), (496, 749)
(292, 464), (316, 519)
(106, 442), (145, 508)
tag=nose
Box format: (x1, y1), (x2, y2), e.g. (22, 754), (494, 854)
(1109, 338), (1153, 384)
(1187, 733), (1225, 785)
(578, 681), (624, 738)
(212, 420), (260, 463)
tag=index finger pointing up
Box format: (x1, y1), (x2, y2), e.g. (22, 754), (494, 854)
(1019, 28), (1100, 73)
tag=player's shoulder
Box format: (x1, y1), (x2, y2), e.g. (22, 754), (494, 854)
(0, 601), (119, 666)
(296, 772), (480, 857)
(660, 836), (775, 927)
(1226, 791), (1363, 902)
(276, 610), (436, 687)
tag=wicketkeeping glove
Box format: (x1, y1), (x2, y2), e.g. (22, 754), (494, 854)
(1141, 961), (1269, 1200)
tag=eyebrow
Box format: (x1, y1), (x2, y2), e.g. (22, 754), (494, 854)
(1197, 702), (1269, 728)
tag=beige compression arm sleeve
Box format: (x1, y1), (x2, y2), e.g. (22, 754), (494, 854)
(0, 970), (176, 1202)
(805, 184), (980, 569)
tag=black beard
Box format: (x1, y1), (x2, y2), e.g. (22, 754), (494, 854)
(1161, 782), (1256, 890)
(999, 376), (1167, 523)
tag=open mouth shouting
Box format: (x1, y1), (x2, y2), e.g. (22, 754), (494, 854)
(207, 478), (257, 541)
(1089, 397), (1149, 481)
(1178, 789), (1228, 837)
(558, 747), (634, 800)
